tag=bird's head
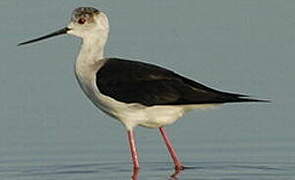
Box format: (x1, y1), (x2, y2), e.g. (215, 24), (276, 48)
(18, 7), (109, 46)
(68, 7), (109, 39)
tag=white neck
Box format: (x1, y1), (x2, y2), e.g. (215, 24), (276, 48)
(77, 36), (105, 63)
(75, 31), (108, 75)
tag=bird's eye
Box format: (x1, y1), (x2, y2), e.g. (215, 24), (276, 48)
(78, 18), (86, 24)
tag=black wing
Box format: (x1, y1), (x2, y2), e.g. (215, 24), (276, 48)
(96, 58), (263, 106)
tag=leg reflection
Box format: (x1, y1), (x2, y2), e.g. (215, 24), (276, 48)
(170, 168), (182, 179)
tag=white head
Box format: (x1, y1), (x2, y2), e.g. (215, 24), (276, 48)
(68, 7), (109, 42)
(18, 7), (109, 46)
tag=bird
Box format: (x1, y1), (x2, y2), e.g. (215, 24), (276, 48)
(18, 7), (268, 171)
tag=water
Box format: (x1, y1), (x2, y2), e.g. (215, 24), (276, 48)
(1, 137), (294, 179)
(1, 0), (295, 179)
(2, 161), (294, 180)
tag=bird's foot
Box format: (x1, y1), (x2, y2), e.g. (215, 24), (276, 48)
(175, 165), (185, 171)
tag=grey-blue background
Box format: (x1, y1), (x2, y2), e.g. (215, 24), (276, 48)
(1, 0), (294, 179)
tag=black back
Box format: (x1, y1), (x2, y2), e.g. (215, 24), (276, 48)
(96, 58), (261, 106)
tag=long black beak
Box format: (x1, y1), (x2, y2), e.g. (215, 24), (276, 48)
(18, 27), (70, 46)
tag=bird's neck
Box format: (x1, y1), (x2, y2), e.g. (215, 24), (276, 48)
(75, 34), (107, 75)
(77, 36), (106, 63)
(75, 36), (107, 95)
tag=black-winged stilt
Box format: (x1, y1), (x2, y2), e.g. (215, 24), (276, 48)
(19, 7), (268, 171)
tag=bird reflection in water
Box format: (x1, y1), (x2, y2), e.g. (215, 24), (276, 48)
(130, 167), (182, 180)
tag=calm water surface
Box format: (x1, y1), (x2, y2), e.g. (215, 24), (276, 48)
(1, 138), (294, 179)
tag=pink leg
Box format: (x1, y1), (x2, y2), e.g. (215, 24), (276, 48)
(127, 130), (140, 169)
(159, 127), (184, 170)
(131, 167), (140, 180)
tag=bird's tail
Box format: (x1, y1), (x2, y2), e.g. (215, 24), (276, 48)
(221, 92), (270, 103)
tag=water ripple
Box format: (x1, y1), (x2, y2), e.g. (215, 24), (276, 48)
(0, 161), (294, 179)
